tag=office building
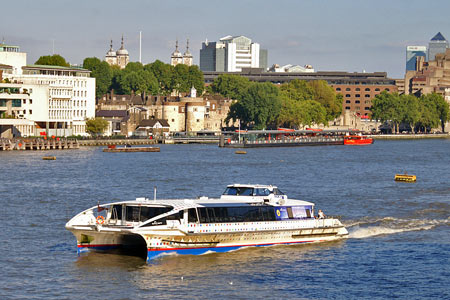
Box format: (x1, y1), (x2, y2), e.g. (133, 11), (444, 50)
(0, 42), (95, 138)
(406, 46), (427, 71)
(200, 35), (268, 72)
(428, 32), (448, 61)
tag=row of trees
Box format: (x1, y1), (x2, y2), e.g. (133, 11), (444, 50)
(212, 75), (342, 129)
(34, 55), (204, 99)
(83, 58), (204, 99)
(371, 92), (449, 133)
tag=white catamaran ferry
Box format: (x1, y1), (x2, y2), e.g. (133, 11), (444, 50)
(66, 184), (348, 262)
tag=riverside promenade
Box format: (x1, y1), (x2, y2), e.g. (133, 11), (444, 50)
(369, 133), (450, 140)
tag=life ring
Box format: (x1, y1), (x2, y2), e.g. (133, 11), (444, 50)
(96, 215), (105, 224)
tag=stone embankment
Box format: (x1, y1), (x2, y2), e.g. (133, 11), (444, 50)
(369, 133), (450, 140)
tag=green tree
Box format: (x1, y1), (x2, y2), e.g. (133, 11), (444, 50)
(171, 64), (190, 94)
(83, 57), (112, 99)
(145, 60), (174, 95)
(187, 65), (205, 95)
(308, 80), (342, 121)
(120, 69), (158, 95)
(211, 74), (251, 100)
(86, 117), (109, 136)
(35, 54), (70, 67)
(279, 79), (314, 102)
(424, 93), (450, 132)
(371, 91), (398, 132)
(226, 82), (281, 129)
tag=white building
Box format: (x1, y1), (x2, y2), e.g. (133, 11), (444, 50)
(268, 64), (315, 73)
(200, 35), (268, 72)
(0, 42), (95, 138)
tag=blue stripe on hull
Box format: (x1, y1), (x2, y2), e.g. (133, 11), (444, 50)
(147, 240), (313, 262)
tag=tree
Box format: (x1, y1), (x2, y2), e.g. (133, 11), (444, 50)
(371, 91), (398, 131)
(35, 54), (70, 67)
(86, 118), (109, 136)
(424, 93), (450, 132)
(120, 70), (158, 95)
(187, 65), (205, 95)
(211, 74), (251, 100)
(83, 57), (112, 99)
(279, 79), (314, 102)
(226, 82), (281, 129)
(171, 64), (190, 94)
(308, 80), (342, 121)
(145, 60), (174, 95)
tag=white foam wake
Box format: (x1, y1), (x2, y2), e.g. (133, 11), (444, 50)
(347, 217), (449, 239)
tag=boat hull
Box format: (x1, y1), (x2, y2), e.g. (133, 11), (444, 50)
(343, 138), (373, 145)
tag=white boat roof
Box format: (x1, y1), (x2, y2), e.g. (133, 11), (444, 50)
(97, 197), (314, 212)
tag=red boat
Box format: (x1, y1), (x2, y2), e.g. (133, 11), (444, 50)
(344, 135), (374, 145)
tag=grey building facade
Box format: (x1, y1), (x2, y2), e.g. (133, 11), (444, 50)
(428, 32), (448, 61)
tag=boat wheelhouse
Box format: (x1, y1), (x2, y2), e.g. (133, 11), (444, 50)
(66, 184), (348, 262)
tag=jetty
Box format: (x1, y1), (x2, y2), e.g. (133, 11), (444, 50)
(103, 146), (160, 153)
(0, 138), (79, 151)
(219, 129), (355, 148)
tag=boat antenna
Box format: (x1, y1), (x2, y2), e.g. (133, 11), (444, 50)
(154, 186), (157, 201)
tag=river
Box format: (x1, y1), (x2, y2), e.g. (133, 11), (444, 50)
(0, 140), (449, 299)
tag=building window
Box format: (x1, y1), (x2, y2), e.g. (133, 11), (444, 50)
(355, 100), (360, 104)
(355, 88), (360, 91)
(345, 94), (351, 97)
(23, 99), (27, 104)
(365, 100), (370, 104)
(29, 110), (32, 114)
(375, 88), (380, 91)
(345, 106), (350, 110)
(365, 88), (370, 91)
(365, 94), (371, 98)
(385, 88), (390, 91)
(171, 119), (174, 122)
(364, 107), (370, 110)
(355, 94), (360, 98)
(196, 119), (200, 122)
(345, 88), (351, 91)
(355, 106), (360, 110)
(346, 100), (351, 103)
(336, 88), (341, 91)
(30, 99), (32, 104)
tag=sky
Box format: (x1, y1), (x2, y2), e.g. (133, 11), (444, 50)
(2, 0), (450, 78)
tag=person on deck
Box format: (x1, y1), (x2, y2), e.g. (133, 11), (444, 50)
(318, 209), (325, 219)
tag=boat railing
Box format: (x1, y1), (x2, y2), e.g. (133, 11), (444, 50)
(229, 136), (344, 145)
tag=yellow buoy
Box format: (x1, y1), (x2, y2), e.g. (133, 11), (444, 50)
(42, 156), (56, 160)
(394, 174), (416, 182)
(235, 150), (247, 154)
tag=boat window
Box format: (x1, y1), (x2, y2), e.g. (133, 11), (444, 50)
(255, 188), (270, 196)
(167, 211), (183, 221)
(223, 187), (254, 196)
(110, 205), (122, 220)
(273, 188), (285, 195)
(126, 206), (172, 222)
(197, 206), (278, 223)
(188, 208), (198, 223)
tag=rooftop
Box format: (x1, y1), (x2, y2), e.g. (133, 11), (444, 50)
(430, 32), (447, 42)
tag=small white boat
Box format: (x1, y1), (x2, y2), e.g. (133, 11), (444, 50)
(66, 184), (348, 262)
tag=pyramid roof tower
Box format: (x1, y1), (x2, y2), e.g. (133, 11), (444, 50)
(431, 32), (447, 41)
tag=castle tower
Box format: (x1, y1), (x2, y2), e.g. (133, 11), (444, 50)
(170, 40), (183, 66)
(105, 39), (117, 66)
(116, 35), (129, 69)
(183, 39), (193, 66)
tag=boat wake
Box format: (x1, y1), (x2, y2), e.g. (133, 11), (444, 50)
(345, 217), (449, 239)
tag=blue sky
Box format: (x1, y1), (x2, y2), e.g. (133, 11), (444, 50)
(2, 0), (449, 78)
